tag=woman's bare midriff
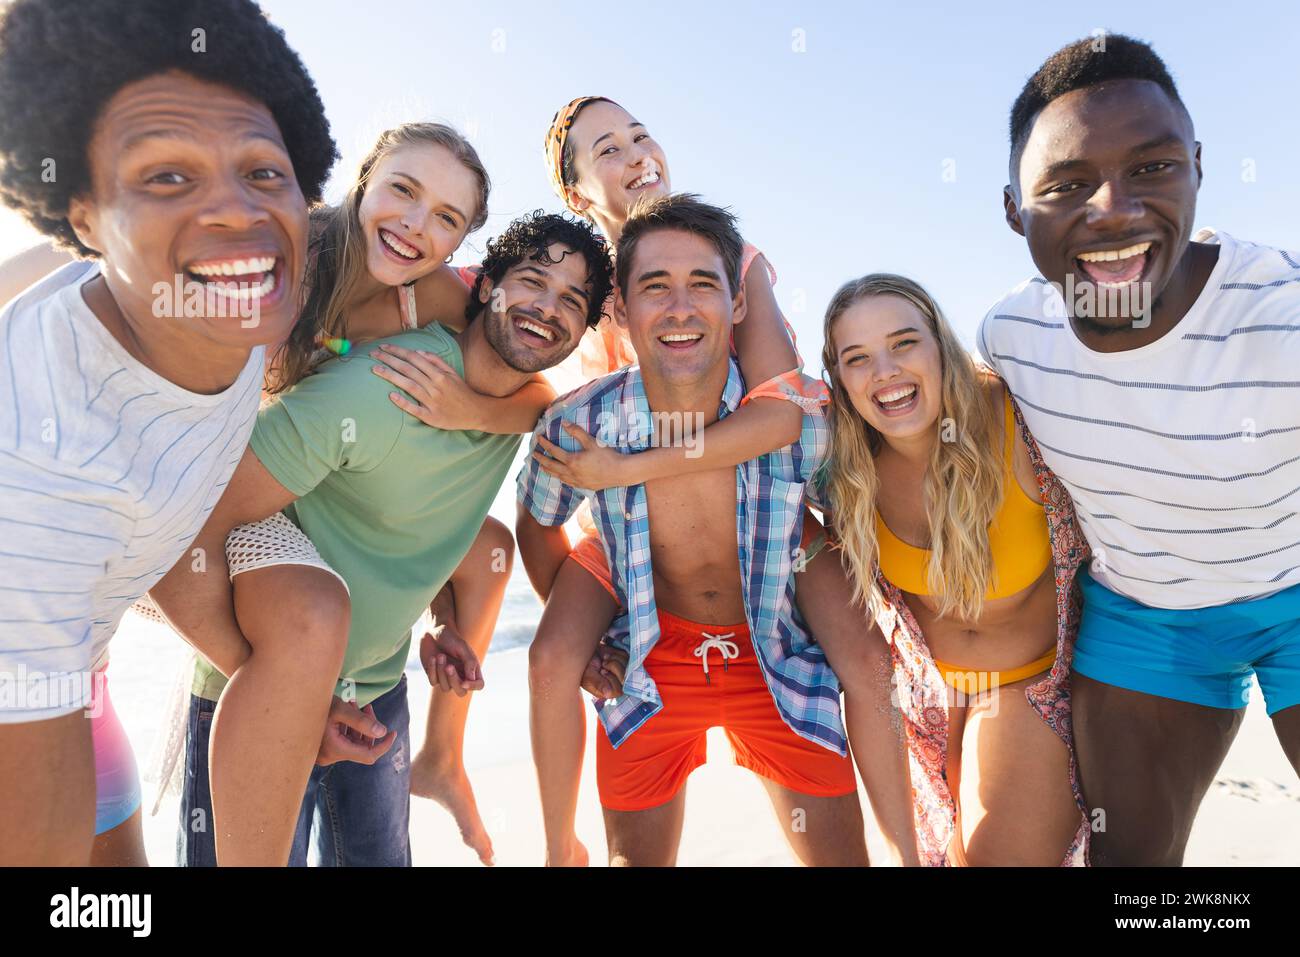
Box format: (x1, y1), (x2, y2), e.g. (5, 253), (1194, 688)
(901, 562), (1058, 673)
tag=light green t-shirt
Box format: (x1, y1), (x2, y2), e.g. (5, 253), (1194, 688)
(192, 324), (521, 706)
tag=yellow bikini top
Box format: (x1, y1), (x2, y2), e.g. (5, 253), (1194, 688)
(875, 389), (1051, 600)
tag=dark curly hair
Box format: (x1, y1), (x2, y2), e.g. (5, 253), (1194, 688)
(467, 210), (613, 329)
(1009, 34), (1186, 177)
(0, 0), (337, 256)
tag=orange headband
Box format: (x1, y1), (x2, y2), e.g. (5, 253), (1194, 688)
(544, 96), (613, 213)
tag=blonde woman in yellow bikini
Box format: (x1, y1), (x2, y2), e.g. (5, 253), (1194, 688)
(820, 274), (1088, 865)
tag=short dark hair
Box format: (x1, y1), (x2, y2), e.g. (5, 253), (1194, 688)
(1009, 34), (1186, 176)
(0, 0), (337, 256)
(468, 210), (613, 329)
(616, 193), (743, 298)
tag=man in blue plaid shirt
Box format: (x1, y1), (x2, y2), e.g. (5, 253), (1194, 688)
(517, 194), (865, 865)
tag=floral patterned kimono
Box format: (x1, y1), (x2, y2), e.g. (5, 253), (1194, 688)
(872, 393), (1092, 866)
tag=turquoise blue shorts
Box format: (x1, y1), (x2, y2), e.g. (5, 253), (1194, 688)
(1074, 571), (1300, 716)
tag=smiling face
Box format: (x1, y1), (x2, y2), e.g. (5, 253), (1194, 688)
(357, 143), (478, 287)
(831, 294), (944, 443)
(1006, 79), (1202, 330)
(69, 70), (308, 347)
(565, 100), (671, 225)
(478, 242), (592, 373)
(621, 228), (738, 390)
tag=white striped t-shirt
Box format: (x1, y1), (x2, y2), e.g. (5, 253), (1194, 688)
(0, 261), (263, 721)
(979, 230), (1300, 610)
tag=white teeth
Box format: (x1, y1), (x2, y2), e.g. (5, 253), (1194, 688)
(660, 333), (701, 343)
(629, 160), (661, 189)
(519, 319), (555, 341)
(188, 256), (276, 277)
(380, 229), (420, 259)
(1077, 241), (1152, 263)
(875, 385), (917, 403)
(204, 270), (277, 301)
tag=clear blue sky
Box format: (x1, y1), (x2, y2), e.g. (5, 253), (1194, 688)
(2, 0), (1295, 360)
(0, 1), (1292, 527)
(273, 0), (1300, 359)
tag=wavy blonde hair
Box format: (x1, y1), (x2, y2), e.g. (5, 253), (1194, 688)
(820, 274), (1004, 623)
(268, 122), (490, 393)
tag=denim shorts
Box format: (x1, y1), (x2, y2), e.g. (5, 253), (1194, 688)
(177, 674), (412, 866)
(1075, 571), (1300, 716)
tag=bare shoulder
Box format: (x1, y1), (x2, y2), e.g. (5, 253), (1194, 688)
(976, 371), (1037, 500)
(413, 264), (472, 332)
(1001, 378), (1042, 502)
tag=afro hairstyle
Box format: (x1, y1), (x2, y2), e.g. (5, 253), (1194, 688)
(0, 0), (337, 255)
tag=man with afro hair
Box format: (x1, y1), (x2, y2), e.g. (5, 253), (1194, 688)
(980, 33), (1300, 865)
(0, 0), (335, 865)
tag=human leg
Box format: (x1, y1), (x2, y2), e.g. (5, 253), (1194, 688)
(529, 556), (619, 865)
(209, 561), (348, 865)
(410, 516), (514, 865)
(0, 712), (94, 865)
(952, 677), (1080, 866)
(795, 534), (918, 864)
(1074, 674), (1243, 865)
(602, 789), (689, 867)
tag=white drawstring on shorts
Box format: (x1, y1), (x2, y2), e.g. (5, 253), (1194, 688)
(693, 632), (739, 684)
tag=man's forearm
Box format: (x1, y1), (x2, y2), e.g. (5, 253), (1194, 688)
(515, 504), (571, 601)
(150, 446), (302, 677)
(429, 581), (458, 632)
(149, 521), (251, 678)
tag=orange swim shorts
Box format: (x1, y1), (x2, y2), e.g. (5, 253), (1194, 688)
(568, 530), (617, 600)
(596, 608), (856, 811)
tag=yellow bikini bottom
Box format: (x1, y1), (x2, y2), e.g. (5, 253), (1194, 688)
(932, 648), (1057, 696)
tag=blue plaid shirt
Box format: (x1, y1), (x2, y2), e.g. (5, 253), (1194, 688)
(517, 359), (847, 755)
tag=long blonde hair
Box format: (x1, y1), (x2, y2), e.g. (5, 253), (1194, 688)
(268, 122), (491, 393)
(820, 274), (1004, 623)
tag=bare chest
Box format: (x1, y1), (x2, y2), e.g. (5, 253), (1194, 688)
(643, 468), (745, 620)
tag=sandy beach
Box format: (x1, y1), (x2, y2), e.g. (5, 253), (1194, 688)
(108, 584), (1300, 868)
